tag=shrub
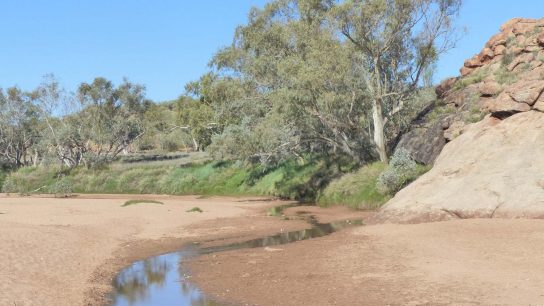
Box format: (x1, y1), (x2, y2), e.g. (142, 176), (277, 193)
(495, 66), (518, 85)
(50, 175), (74, 198)
(318, 162), (389, 210)
(501, 51), (515, 67)
(377, 149), (428, 195)
(1, 176), (16, 194)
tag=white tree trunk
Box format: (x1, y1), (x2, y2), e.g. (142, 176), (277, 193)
(372, 99), (388, 163)
(192, 137), (199, 152)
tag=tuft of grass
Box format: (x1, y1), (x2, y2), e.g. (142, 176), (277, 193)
(501, 51), (515, 67)
(122, 199), (164, 207)
(494, 66), (518, 85)
(186, 207), (203, 213)
(426, 103), (457, 123)
(453, 67), (487, 91)
(318, 162), (390, 210)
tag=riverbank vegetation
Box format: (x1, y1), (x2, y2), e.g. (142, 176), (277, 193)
(0, 0), (461, 209)
(2, 156), (354, 202)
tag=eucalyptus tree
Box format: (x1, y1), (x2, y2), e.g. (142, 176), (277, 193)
(175, 97), (216, 151)
(332, 0), (461, 161)
(194, 0), (375, 163)
(0, 87), (41, 167)
(33, 75), (86, 167)
(75, 77), (149, 167)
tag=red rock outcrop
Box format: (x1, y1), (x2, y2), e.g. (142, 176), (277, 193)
(386, 18), (544, 223)
(454, 18), (544, 114)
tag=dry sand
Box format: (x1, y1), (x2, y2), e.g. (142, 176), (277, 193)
(5, 193), (544, 306)
(0, 194), (299, 306)
(190, 218), (544, 305)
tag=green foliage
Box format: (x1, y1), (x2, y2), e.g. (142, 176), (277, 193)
(122, 199), (164, 207)
(176, 97), (216, 151)
(138, 101), (188, 152)
(190, 1), (375, 164)
(0, 170), (5, 191)
(377, 149), (430, 195)
(318, 162), (390, 210)
(186, 207), (203, 213)
(0, 86), (41, 168)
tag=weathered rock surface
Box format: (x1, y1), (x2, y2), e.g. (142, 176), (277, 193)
(378, 111), (544, 223)
(435, 77), (457, 98)
(486, 92), (532, 113)
(395, 117), (449, 165)
(505, 80), (544, 105)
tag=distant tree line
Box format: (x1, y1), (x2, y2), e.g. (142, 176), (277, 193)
(0, 75), (214, 169)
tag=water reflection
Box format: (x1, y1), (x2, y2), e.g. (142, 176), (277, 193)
(111, 218), (363, 306)
(111, 248), (220, 306)
(199, 219), (363, 255)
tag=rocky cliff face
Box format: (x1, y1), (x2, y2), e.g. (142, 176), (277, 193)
(378, 18), (544, 223)
(397, 18), (544, 165)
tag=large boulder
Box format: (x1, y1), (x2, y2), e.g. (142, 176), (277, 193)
(375, 111), (544, 223)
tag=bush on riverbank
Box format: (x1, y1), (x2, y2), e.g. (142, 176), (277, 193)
(317, 162), (390, 210)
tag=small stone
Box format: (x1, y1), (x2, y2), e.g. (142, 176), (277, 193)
(479, 81), (502, 97)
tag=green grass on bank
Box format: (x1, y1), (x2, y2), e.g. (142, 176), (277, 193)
(2, 157), (429, 210)
(0, 170), (5, 191)
(1, 158), (348, 202)
(317, 162), (390, 210)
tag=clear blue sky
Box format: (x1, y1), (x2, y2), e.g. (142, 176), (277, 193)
(1, 0), (544, 101)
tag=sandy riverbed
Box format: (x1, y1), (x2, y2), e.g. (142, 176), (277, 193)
(0, 194), (306, 306)
(190, 217), (544, 305)
(5, 194), (544, 306)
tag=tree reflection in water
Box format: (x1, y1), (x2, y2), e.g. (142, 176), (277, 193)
(111, 248), (219, 306)
(113, 256), (170, 304)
